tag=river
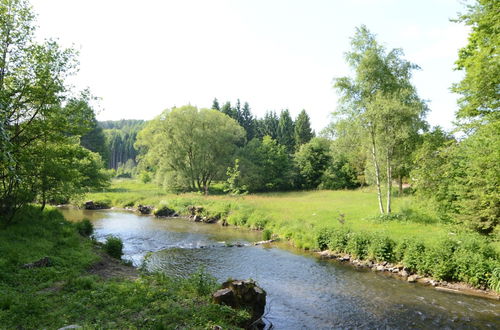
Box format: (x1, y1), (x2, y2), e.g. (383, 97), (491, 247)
(61, 208), (499, 329)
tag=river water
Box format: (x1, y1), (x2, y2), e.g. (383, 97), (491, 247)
(61, 208), (499, 329)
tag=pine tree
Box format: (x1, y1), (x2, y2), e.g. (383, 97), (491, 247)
(221, 101), (234, 118)
(277, 109), (295, 152)
(240, 102), (255, 141)
(258, 111), (279, 140)
(294, 109), (314, 147)
(211, 98), (220, 111)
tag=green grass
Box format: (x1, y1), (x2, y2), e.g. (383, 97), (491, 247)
(0, 206), (250, 328)
(86, 180), (452, 247)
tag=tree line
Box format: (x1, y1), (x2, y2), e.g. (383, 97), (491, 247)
(135, 0), (498, 235)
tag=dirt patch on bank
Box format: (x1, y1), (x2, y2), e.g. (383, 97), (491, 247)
(88, 250), (139, 280)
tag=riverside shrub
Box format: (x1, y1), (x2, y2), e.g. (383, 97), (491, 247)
(345, 232), (371, 259)
(104, 236), (123, 259)
(75, 219), (94, 237)
(368, 234), (396, 262)
(327, 227), (351, 253)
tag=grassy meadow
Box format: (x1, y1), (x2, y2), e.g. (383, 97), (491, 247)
(85, 179), (457, 248)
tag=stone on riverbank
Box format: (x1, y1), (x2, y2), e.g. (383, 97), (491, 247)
(137, 204), (153, 215)
(83, 200), (108, 210)
(154, 206), (176, 217)
(213, 279), (266, 327)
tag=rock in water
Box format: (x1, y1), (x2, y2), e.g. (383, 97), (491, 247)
(213, 279), (266, 328)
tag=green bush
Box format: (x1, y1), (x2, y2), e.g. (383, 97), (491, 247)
(368, 234), (396, 262)
(262, 229), (272, 241)
(394, 239), (410, 261)
(75, 219), (94, 237)
(402, 240), (426, 273)
(247, 212), (268, 230)
(104, 236), (123, 259)
(420, 240), (457, 280)
(226, 211), (249, 226)
(327, 227), (351, 253)
(316, 227), (334, 250)
(345, 232), (371, 259)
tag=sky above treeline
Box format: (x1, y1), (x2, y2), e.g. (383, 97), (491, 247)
(31, 0), (470, 132)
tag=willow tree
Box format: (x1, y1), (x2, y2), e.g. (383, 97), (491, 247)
(333, 26), (427, 214)
(135, 105), (245, 194)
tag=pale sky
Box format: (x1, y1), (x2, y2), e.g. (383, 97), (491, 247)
(31, 0), (470, 132)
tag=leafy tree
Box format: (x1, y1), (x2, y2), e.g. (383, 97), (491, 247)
(412, 124), (499, 234)
(411, 127), (455, 208)
(238, 137), (293, 192)
(452, 0), (499, 121)
(135, 105), (244, 194)
(333, 25), (427, 213)
(0, 0), (107, 221)
(320, 157), (359, 190)
(294, 109), (314, 147)
(324, 117), (367, 186)
(294, 137), (331, 189)
(277, 109), (295, 152)
(224, 159), (247, 195)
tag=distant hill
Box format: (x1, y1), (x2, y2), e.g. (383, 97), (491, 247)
(98, 120), (146, 170)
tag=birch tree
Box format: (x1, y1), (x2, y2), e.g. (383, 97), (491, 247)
(333, 26), (427, 214)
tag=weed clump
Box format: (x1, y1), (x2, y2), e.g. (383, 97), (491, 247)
(104, 236), (123, 259)
(75, 219), (94, 237)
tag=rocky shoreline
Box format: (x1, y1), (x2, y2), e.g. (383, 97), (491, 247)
(316, 250), (500, 301)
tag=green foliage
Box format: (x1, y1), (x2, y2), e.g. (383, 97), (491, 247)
(294, 109), (314, 147)
(320, 156), (360, 190)
(75, 219), (94, 237)
(103, 236), (123, 259)
(412, 122), (499, 234)
(224, 159), (247, 195)
(0, 207), (250, 328)
(277, 109), (295, 152)
(452, 0), (499, 120)
(294, 137), (332, 189)
(238, 137), (294, 192)
(0, 0), (108, 221)
(345, 232), (371, 259)
(325, 227), (351, 253)
(262, 229), (272, 241)
(139, 170), (152, 183)
(402, 240), (426, 273)
(368, 234), (396, 262)
(333, 25), (427, 214)
(256, 111), (279, 140)
(135, 105), (245, 194)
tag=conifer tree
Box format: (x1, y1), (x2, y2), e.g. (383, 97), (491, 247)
(294, 109), (314, 147)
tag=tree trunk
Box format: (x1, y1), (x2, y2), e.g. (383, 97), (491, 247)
(386, 154), (392, 214)
(370, 132), (385, 214)
(398, 175), (403, 196)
